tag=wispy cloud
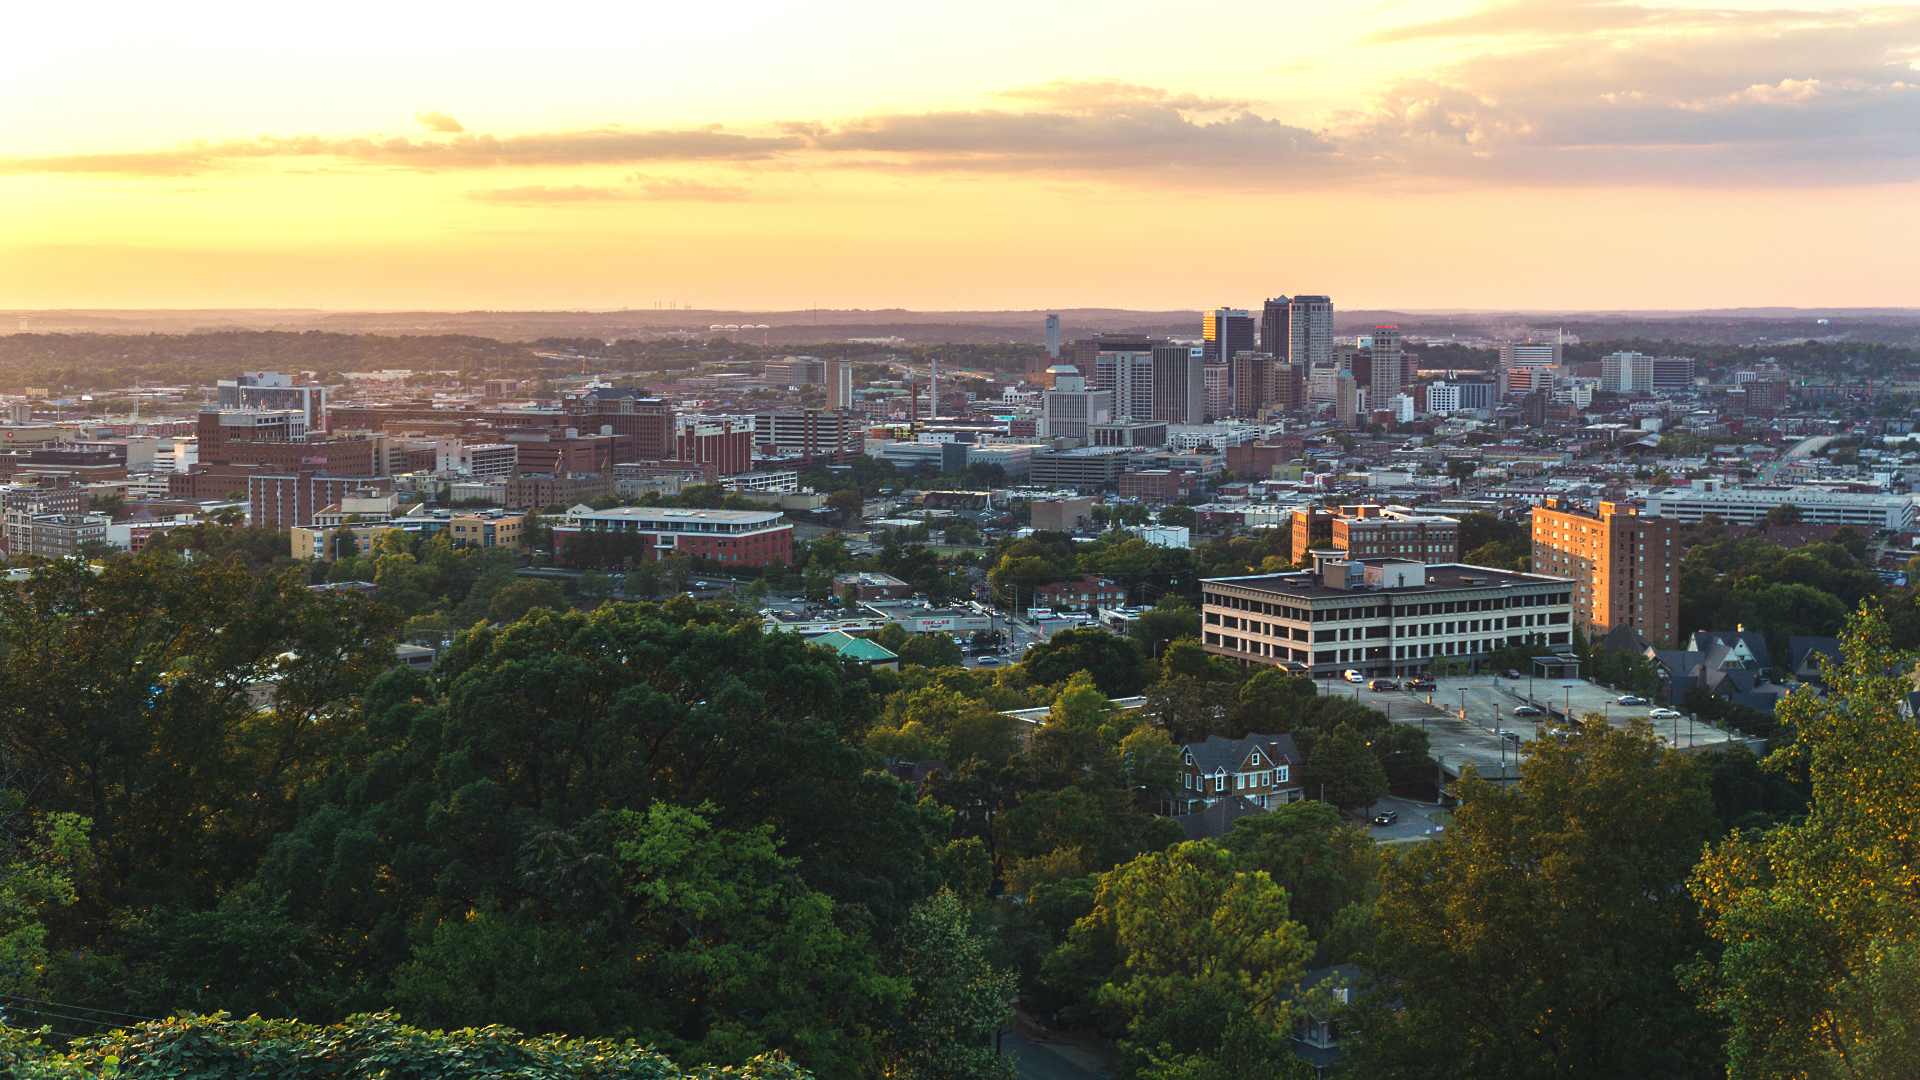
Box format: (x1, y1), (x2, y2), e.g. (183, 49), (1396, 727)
(467, 174), (752, 206)
(8, 8), (1920, 191)
(999, 80), (1254, 113)
(416, 111), (465, 133)
(0, 128), (799, 177)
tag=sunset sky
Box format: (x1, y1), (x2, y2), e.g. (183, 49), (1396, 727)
(3, 0), (1917, 311)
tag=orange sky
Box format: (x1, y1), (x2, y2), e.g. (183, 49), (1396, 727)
(2, 0), (1917, 311)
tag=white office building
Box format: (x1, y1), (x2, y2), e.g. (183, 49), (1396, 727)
(1202, 558), (1575, 678)
(1639, 482), (1916, 531)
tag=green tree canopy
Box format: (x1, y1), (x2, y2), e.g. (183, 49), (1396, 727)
(1352, 720), (1719, 1079)
(1689, 604), (1920, 1080)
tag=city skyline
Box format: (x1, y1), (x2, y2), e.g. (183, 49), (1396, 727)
(3, 0), (1918, 311)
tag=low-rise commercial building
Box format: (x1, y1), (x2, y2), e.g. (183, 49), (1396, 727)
(1028, 447), (1132, 491)
(1640, 482), (1915, 531)
(1, 511), (108, 558)
(1291, 504), (1461, 564)
(1201, 558), (1575, 678)
(552, 506), (794, 568)
(447, 511), (525, 549)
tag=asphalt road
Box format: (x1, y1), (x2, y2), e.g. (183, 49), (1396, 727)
(1001, 1030), (1112, 1080)
(1363, 795), (1451, 843)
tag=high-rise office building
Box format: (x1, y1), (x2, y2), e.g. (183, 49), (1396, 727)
(1045, 314), (1062, 359)
(1650, 356), (1697, 393)
(1369, 326), (1404, 407)
(1601, 351), (1654, 393)
(825, 358), (853, 410)
(1202, 308), (1257, 371)
(1270, 361), (1305, 412)
(1230, 351), (1273, 418)
(1499, 338), (1562, 399)
(1041, 368), (1115, 445)
(1260, 297), (1291, 358)
(1288, 296), (1334, 369)
(1499, 341), (1562, 368)
(1151, 342), (1204, 425)
(216, 372), (329, 432)
(1097, 348), (1156, 421)
(1204, 364), (1230, 420)
(1531, 498), (1677, 647)
(1062, 334), (1154, 386)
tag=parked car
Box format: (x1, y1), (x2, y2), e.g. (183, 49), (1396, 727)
(1368, 678), (1399, 692)
(1650, 707), (1683, 720)
(1371, 810), (1399, 826)
(1343, 670), (1365, 684)
(1407, 677), (1436, 692)
(1503, 668), (1524, 679)
(1493, 729), (1523, 741)
(975, 656), (1001, 666)
(1617, 695), (1649, 706)
(1511, 704), (1545, 717)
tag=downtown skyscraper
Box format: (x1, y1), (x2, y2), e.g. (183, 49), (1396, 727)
(1369, 325), (1404, 409)
(1202, 308), (1256, 365)
(1260, 296), (1291, 358)
(1287, 295), (1333, 369)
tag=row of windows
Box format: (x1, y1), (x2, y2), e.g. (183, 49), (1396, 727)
(1183, 767), (1290, 793)
(1205, 590), (1569, 621)
(1207, 632), (1570, 666)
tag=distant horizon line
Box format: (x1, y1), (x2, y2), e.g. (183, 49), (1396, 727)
(5, 305), (1915, 318)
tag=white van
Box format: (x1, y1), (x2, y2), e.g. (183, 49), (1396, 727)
(1343, 669), (1365, 684)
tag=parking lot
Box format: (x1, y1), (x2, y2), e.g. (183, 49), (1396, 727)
(1362, 796), (1450, 844)
(1316, 673), (1743, 782)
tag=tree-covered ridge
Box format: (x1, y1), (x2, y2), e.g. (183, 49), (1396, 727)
(2, 541), (1917, 1079)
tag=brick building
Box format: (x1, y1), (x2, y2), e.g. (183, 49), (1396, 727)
(676, 420), (755, 477)
(1290, 504), (1460, 564)
(1118, 469), (1201, 503)
(1530, 497), (1678, 648)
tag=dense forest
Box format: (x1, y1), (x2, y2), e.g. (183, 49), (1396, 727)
(0, 538), (1913, 1078)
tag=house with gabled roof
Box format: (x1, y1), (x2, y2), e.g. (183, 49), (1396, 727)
(1177, 733), (1305, 814)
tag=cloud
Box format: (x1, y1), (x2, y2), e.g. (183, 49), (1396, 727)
(1371, 0), (1804, 43)
(813, 103), (1336, 178)
(467, 175), (751, 206)
(8, 7), (1920, 193)
(416, 111), (465, 133)
(0, 127), (800, 176)
(1344, 2), (1920, 182)
(999, 80), (1254, 113)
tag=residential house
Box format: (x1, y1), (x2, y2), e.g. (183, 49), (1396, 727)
(1292, 966), (1361, 1078)
(1787, 636), (1841, 683)
(1177, 733), (1305, 815)
(1650, 628), (1791, 714)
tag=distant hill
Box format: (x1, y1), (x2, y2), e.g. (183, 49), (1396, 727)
(4, 306), (1918, 348)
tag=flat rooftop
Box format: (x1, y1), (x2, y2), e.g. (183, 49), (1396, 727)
(1204, 563), (1566, 599)
(570, 506), (782, 523)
